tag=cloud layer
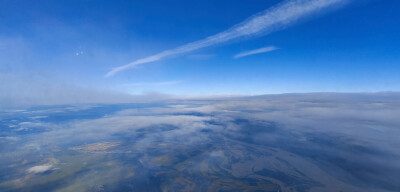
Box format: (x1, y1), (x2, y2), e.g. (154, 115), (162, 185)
(106, 0), (348, 77)
(1, 93), (399, 191)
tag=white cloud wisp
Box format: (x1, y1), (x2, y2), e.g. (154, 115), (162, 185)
(105, 0), (348, 77)
(234, 46), (279, 59)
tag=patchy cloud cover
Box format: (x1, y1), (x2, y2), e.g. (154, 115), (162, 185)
(0, 93), (399, 191)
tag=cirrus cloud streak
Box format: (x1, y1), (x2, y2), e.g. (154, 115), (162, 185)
(105, 0), (348, 77)
(234, 46), (279, 59)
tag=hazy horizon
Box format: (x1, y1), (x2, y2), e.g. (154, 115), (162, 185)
(1, 0), (399, 192)
(1, 0), (400, 101)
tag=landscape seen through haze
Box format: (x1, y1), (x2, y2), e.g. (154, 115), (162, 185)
(0, 0), (399, 191)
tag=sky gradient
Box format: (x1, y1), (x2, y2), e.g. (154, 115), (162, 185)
(1, 0), (400, 99)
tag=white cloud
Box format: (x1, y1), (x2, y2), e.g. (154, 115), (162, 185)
(234, 46), (278, 59)
(0, 137), (19, 141)
(106, 0), (348, 77)
(27, 164), (53, 174)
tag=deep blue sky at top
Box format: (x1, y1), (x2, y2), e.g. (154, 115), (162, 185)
(0, 0), (399, 95)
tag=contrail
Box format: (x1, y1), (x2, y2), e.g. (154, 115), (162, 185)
(105, 0), (348, 77)
(234, 46), (279, 59)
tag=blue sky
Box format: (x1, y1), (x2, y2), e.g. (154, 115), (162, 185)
(1, 0), (400, 96)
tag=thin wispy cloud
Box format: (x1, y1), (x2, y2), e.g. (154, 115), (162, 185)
(123, 80), (182, 87)
(234, 46), (278, 59)
(106, 0), (348, 77)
